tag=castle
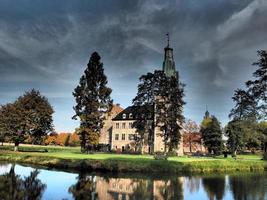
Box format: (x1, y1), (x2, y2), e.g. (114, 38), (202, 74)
(99, 38), (184, 155)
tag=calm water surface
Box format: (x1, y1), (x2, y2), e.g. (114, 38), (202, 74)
(0, 163), (266, 200)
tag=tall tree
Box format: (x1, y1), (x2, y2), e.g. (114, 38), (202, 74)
(200, 116), (223, 155)
(230, 50), (267, 158)
(229, 89), (257, 121)
(156, 75), (185, 152)
(225, 120), (244, 157)
(246, 50), (267, 119)
(16, 89), (54, 145)
(132, 70), (185, 153)
(73, 52), (112, 153)
(0, 89), (54, 151)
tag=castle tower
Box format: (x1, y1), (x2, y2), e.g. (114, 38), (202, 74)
(162, 33), (178, 78)
(153, 34), (183, 155)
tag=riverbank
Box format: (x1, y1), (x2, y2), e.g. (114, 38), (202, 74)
(0, 145), (266, 173)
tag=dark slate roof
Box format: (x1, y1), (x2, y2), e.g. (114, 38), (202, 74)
(112, 105), (153, 121)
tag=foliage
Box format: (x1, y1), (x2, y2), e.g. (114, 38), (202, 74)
(132, 70), (185, 152)
(229, 89), (257, 121)
(0, 165), (46, 200)
(73, 52), (112, 153)
(200, 116), (223, 155)
(69, 133), (81, 146)
(56, 133), (70, 146)
(44, 132), (80, 147)
(246, 50), (267, 119)
(0, 89), (54, 150)
(230, 50), (267, 159)
(183, 119), (201, 153)
(225, 120), (244, 157)
(69, 174), (97, 200)
(76, 128), (99, 152)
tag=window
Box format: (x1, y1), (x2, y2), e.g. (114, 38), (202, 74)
(122, 134), (125, 140)
(129, 113), (133, 119)
(129, 122), (133, 128)
(122, 122), (126, 129)
(115, 134), (119, 140)
(122, 113), (126, 119)
(116, 123), (119, 129)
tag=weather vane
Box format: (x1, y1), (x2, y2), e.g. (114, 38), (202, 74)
(166, 32), (170, 47)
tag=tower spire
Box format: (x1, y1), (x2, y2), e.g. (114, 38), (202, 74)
(162, 33), (178, 78)
(166, 32), (170, 47)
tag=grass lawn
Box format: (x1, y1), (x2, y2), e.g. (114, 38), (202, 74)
(0, 144), (266, 173)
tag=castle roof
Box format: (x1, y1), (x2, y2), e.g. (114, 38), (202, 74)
(112, 105), (153, 121)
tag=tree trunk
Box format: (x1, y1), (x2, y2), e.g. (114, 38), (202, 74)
(189, 140), (192, 153)
(232, 149), (237, 158)
(263, 142), (267, 160)
(14, 141), (19, 151)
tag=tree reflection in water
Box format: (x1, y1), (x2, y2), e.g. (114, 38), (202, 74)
(156, 178), (184, 200)
(186, 176), (201, 193)
(0, 164), (46, 200)
(202, 176), (225, 200)
(69, 173), (98, 200)
(128, 179), (153, 200)
(229, 174), (267, 200)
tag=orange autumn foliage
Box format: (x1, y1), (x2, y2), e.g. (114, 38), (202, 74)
(45, 132), (80, 146)
(69, 133), (80, 146)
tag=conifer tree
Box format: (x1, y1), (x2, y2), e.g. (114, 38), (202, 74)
(200, 116), (223, 155)
(246, 50), (267, 119)
(225, 120), (244, 157)
(73, 52), (112, 153)
(132, 70), (185, 153)
(230, 50), (267, 159)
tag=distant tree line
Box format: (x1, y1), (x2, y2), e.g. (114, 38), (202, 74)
(184, 50), (267, 158)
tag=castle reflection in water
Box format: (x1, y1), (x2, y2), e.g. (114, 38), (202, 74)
(94, 177), (184, 200)
(1, 163), (267, 200)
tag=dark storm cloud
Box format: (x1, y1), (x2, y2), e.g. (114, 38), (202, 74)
(0, 0), (267, 131)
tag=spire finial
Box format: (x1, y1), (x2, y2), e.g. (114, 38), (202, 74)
(166, 33), (170, 47)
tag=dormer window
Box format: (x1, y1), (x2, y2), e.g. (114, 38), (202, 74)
(129, 113), (133, 119)
(122, 113), (126, 119)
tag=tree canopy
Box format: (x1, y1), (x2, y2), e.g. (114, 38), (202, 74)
(0, 89), (54, 150)
(73, 52), (112, 152)
(132, 70), (185, 152)
(200, 116), (223, 155)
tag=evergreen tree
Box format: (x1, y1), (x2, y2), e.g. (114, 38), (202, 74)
(200, 116), (223, 155)
(230, 50), (267, 158)
(132, 70), (185, 153)
(246, 50), (267, 119)
(73, 52), (112, 153)
(225, 120), (244, 157)
(229, 89), (257, 121)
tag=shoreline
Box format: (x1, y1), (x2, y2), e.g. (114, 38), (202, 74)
(1, 150), (266, 174)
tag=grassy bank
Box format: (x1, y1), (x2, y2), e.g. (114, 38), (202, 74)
(0, 145), (266, 173)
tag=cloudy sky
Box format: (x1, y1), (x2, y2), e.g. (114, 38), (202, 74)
(0, 0), (267, 132)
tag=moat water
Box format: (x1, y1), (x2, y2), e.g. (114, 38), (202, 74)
(0, 162), (266, 200)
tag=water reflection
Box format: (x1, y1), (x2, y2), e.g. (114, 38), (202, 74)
(0, 164), (46, 200)
(229, 174), (267, 200)
(69, 173), (97, 200)
(202, 176), (225, 200)
(0, 163), (266, 200)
